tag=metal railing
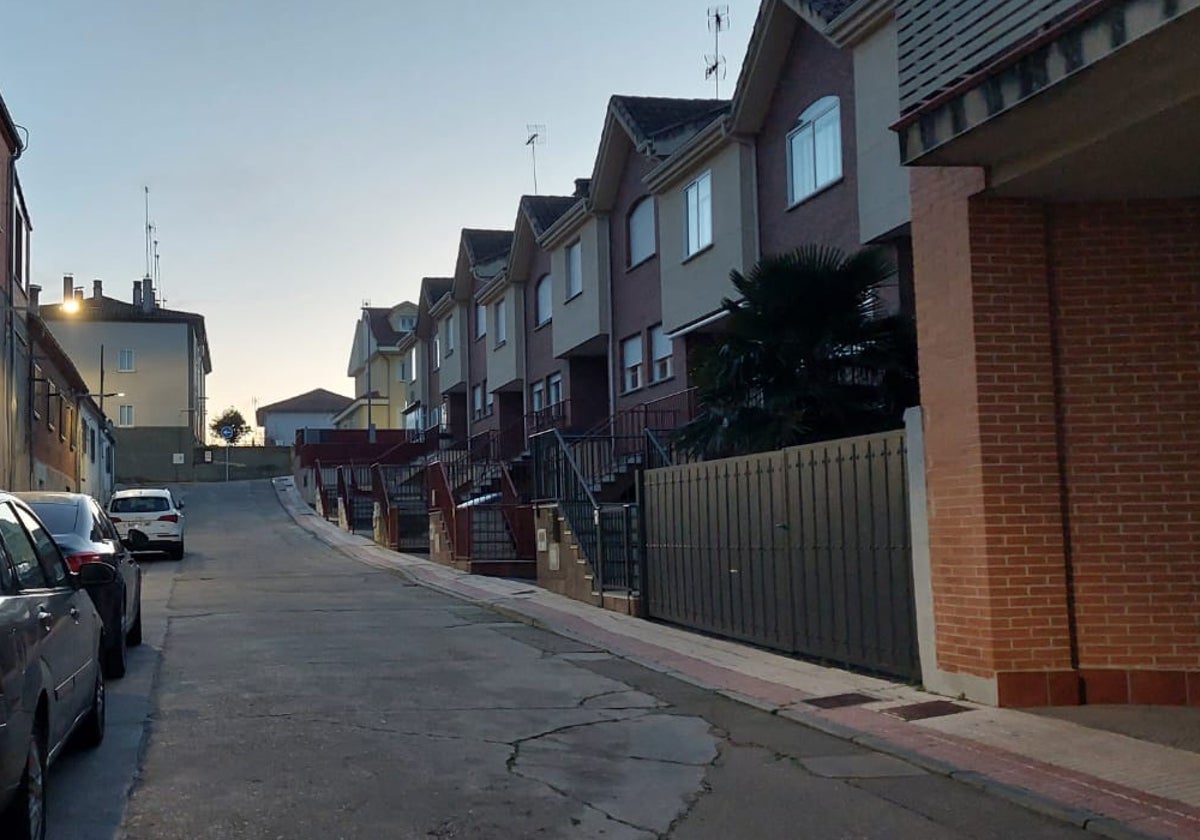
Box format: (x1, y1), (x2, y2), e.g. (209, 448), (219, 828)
(372, 463), (428, 552)
(312, 460), (339, 521)
(526, 399), (573, 436)
(336, 464), (374, 534)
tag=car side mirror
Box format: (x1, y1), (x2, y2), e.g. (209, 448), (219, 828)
(77, 561), (116, 586)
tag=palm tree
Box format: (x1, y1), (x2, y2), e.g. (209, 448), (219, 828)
(676, 245), (918, 460)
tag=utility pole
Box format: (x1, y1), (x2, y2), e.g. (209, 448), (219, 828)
(362, 302), (375, 444)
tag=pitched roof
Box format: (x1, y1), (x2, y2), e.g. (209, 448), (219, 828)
(421, 277), (453, 308)
(521, 195), (579, 238)
(41, 295), (213, 374)
(256, 388), (353, 425)
(802, 0), (855, 21)
(461, 229), (513, 267)
(364, 306), (403, 346)
(609, 96), (731, 153)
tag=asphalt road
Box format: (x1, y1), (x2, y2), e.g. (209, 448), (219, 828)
(47, 479), (1088, 839)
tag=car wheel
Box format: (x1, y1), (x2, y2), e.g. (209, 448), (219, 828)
(76, 668), (106, 749)
(102, 613), (128, 679)
(0, 718), (47, 840)
(126, 601), (143, 647)
(171, 542), (184, 561)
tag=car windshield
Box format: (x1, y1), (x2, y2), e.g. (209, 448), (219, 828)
(111, 496), (170, 514)
(27, 502), (80, 535)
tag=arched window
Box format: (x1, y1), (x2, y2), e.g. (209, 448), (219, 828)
(628, 197), (656, 267)
(535, 274), (552, 326)
(787, 96), (841, 205)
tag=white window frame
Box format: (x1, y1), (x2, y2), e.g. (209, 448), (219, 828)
(628, 197), (656, 267)
(621, 336), (643, 393)
(650, 325), (672, 383)
(485, 387), (494, 417)
(475, 303), (486, 340)
(535, 275), (552, 326)
(787, 96), (842, 206)
(444, 314), (456, 356)
(531, 381), (545, 412)
(566, 241), (583, 299)
(117, 349), (135, 372)
(472, 384), (484, 420)
(494, 299), (507, 346)
(118, 404), (135, 427)
(684, 171), (713, 257)
(547, 372), (563, 405)
(433, 335), (441, 369)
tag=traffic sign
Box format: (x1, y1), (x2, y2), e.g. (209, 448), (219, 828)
(220, 425), (234, 441)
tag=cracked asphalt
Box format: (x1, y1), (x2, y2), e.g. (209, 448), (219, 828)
(56, 480), (1088, 839)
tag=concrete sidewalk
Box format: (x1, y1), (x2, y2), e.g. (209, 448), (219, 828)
(273, 477), (1200, 840)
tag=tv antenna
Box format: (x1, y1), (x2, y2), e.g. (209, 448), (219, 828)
(705, 6), (729, 98)
(525, 124), (546, 194)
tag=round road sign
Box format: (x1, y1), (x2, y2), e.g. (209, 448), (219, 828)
(220, 425), (234, 441)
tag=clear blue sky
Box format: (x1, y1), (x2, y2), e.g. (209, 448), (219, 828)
(2, 1), (756, 433)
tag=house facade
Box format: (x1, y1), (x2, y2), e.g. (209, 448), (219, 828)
(339, 302), (416, 433)
(896, 0), (1200, 706)
(258, 388), (353, 446)
(42, 275), (211, 484)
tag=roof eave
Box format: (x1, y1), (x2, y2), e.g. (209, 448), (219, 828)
(824, 0), (893, 47)
(645, 116), (732, 192)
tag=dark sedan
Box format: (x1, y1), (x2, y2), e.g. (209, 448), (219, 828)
(0, 493), (110, 840)
(17, 493), (142, 679)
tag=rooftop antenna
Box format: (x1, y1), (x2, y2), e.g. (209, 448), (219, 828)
(705, 6), (729, 98)
(153, 235), (162, 307)
(525, 124), (546, 194)
(143, 186), (152, 279)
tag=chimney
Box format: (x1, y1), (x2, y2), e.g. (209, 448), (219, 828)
(62, 274), (73, 304)
(93, 279), (103, 299)
(133, 280), (143, 309)
(573, 178), (591, 199)
(28, 284), (40, 315)
(142, 274), (155, 313)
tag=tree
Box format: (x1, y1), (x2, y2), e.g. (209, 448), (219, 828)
(209, 407), (253, 445)
(676, 245), (918, 460)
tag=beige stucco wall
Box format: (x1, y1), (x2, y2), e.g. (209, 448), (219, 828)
(49, 320), (195, 430)
(551, 217), (611, 358)
(488, 284), (525, 390)
(853, 18), (911, 242)
(437, 305), (467, 391)
(658, 142), (757, 334)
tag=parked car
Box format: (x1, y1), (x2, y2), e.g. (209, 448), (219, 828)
(18, 492), (143, 679)
(0, 492), (110, 840)
(107, 488), (186, 560)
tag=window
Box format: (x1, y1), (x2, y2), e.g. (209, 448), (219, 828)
(31, 364), (42, 420)
(398, 315), (416, 331)
(434, 335), (441, 369)
(472, 384), (484, 420)
(444, 314), (456, 355)
(628, 198), (656, 267)
(685, 172), (712, 257)
(547, 372), (563, 406)
(396, 359), (408, 382)
(90, 427), (97, 463)
(494, 299), (507, 346)
(119, 404), (135, 427)
(410, 347), (418, 381)
(15, 505), (68, 588)
(0, 503), (48, 590)
(475, 303), (486, 339)
(535, 275), (552, 326)
(118, 349), (135, 372)
(486, 388), (494, 417)
(566, 241), (583, 299)
(531, 382), (545, 412)
(788, 96), (842, 205)
(650, 325), (672, 383)
(12, 203), (28, 289)
(621, 335), (643, 393)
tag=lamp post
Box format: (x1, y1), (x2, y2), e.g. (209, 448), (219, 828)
(362, 303), (376, 444)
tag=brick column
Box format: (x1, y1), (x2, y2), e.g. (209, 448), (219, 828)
(911, 167), (1078, 706)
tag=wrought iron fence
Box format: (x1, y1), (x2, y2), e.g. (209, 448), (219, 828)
(642, 429), (918, 680)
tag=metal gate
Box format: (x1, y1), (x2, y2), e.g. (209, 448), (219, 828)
(642, 429), (918, 680)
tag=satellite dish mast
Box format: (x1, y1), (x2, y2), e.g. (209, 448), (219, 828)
(705, 5), (729, 98)
(525, 124), (546, 195)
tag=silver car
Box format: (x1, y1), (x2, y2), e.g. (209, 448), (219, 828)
(0, 493), (110, 840)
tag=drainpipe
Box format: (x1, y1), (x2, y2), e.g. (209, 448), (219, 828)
(5, 138), (23, 490)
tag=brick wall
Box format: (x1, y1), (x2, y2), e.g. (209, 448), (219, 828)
(1049, 201), (1200, 694)
(914, 165), (1200, 705)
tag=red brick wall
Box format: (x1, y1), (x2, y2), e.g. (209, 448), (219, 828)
(1049, 201), (1200, 675)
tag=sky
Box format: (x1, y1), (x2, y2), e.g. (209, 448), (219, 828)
(1, 1), (757, 436)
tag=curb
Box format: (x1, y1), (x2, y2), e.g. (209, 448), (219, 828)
(270, 479), (1184, 840)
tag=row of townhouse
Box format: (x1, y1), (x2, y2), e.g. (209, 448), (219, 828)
(344, 0), (913, 456)
(330, 0), (1200, 708)
(1, 88), (212, 492)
